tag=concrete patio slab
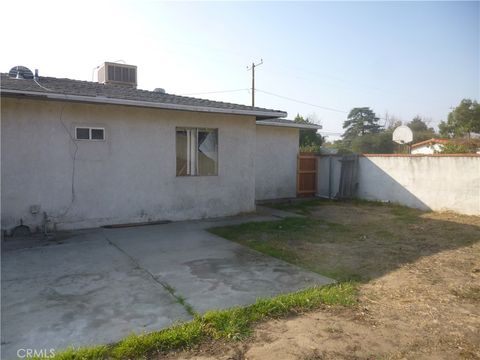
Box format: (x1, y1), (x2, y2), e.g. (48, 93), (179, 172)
(105, 219), (332, 314)
(1, 234), (191, 359)
(2, 211), (333, 359)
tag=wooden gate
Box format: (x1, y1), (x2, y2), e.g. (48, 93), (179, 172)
(297, 153), (317, 197)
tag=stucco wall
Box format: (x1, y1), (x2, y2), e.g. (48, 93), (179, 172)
(317, 155), (480, 215)
(255, 125), (299, 200)
(1, 97), (257, 231)
(357, 155), (480, 215)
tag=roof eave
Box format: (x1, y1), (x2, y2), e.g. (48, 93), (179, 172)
(256, 120), (322, 130)
(1, 89), (287, 119)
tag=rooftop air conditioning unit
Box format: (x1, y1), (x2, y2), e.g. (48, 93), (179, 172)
(97, 62), (137, 87)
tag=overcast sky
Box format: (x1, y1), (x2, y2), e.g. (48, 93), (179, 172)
(2, 1), (478, 140)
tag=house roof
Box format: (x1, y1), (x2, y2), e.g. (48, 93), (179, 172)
(256, 118), (322, 130)
(0, 73), (287, 120)
(411, 138), (449, 149)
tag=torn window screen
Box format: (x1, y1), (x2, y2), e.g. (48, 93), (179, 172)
(176, 128), (218, 176)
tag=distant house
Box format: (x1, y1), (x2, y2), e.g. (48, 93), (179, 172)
(411, 138), (449, 154)
(1, 63), (320, 232)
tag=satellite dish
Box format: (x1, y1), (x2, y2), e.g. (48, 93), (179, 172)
(8, 65), (34, 80)
(392, 125), (413, 144)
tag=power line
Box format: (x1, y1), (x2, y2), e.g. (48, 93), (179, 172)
(180, 88), (249, 96)
(257, 88), (393, 124)
(180, 85), (389, 128)
(255, 89), (349, 114)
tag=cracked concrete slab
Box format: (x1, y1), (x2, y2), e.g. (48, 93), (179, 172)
(104, 217), (332, 314)
(1, 234), (191, 360)
(2, 212), (333, 359)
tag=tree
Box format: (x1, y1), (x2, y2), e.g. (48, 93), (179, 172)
(351, 131), (395, 154)
(342, 107), (381, 145)
(383, 112), (402, 130)
(407, 116), (436, 143)
(439, 99), (480, 138)
(294, 114), (324, 151)
(333, 108), (397, 154)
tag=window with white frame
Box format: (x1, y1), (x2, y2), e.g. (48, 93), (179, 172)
(176, 128), (218, 176)
(75, 127), (105, 141)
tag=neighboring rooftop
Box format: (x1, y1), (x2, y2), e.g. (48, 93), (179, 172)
(411, 138), (449, 149)
(0, 73), (287, 120)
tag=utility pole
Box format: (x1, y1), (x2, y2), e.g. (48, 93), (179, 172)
(247, 59), (263, 107)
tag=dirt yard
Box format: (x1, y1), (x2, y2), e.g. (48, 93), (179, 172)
(163, 201), (480, 360)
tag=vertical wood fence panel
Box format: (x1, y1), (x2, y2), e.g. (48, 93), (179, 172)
(297, 153), (317, 197)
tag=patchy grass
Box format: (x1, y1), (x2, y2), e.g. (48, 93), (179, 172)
(42, 283), (356, 360)
(203, 283), (355, 340)
(266, 198), (400, 215)
(451, 286), (480, 302)
(192, 199), (480, 359)
(160, 282), (197, 316)
(210, 199), (480, 283)
(389, 205), (422, 223)
(265, 198), (333, 215)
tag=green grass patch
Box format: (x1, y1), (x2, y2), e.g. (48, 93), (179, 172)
(43, 283), (356, 360)
(320, 269), (365, 283)
(264, 198), (394, 215)
(210, 217), (366, 282)
(210, 217), (348, 242)
(390, 206), (423, 223)
(46, 346), (109, 360)
(111, 321), (204, 359)
(451, 286), (480, 302)
(203, 282), (356, 340)
(210, 217), (350, 247)
(160, 282), (197, 316)
(212, 216), (316, 236)
(209, 201), (448, 284)
(264, 198), (334, 214)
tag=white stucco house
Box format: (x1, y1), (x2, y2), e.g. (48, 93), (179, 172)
(1, 63), (319, 232)
(410, 138), (449, 154)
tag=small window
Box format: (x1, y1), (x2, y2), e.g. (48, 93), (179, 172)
(91, 128), (104, 140)
(75, 127), (105, 141)
(76, 128), (90, 140)
(176, 128), (218, 176)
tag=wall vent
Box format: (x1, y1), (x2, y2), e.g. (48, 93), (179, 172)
(97, 62), (137, 87)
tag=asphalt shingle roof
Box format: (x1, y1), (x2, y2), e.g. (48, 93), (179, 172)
(0, 73), (287, 119)
(257, 118), (322, 129)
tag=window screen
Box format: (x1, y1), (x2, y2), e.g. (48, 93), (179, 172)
(176, 128), (218, 176)
(197, 129), (218, 176)
(91, 128), (105, 140)
(76, 128), (90, 140)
